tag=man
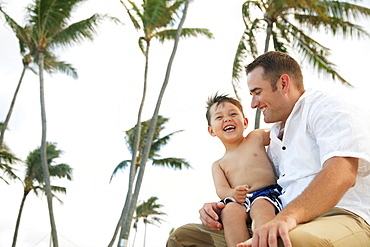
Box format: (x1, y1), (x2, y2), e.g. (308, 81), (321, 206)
(167, 51), (370, 247)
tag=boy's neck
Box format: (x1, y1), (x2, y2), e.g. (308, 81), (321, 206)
(223, 137), (244, 152)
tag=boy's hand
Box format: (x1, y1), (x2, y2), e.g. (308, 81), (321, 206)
(233, 184), (249, 203)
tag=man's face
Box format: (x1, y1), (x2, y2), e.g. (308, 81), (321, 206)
(247, 67), (289, 123)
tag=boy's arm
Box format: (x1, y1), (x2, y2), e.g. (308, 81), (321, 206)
(249, 128), (271, 146)
(211, 162), (248, 203)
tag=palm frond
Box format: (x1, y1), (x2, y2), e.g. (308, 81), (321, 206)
(0, 163), (19, 181)
(231, 19), (261, 99)
(49, 163), (73, 180)
(144, 0), (169, 30)
(154, 28), (213, 43)
(321, 1), (370, 20)
(271, 31), (288, 53)
(24, 142), (73, 199)
(150, 130), (183, 156)
(110, 160), (131, 182)
(152, 157), (191, 170)
(51, 185), (67, 194)
(122, 0), (142, 30)
(294, 14), (370, 39)
(28, 0), (85, 39)
(242, 0), (263, 24)
(138, 36), (147, 55)
(50, 13), (105, 48)
(0, 6), (30, 55)
(278, 20), (350, 85)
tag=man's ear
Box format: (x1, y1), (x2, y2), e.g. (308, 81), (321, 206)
(280, 74), (290, 94)
(208, 126), (216, 137)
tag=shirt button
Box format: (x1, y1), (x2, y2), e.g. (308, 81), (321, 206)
(282, 146), (286, 150)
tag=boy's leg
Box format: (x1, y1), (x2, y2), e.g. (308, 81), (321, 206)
(166, 223), (226, 247)
(248, 198), (277, 231)
(237, 198), (277, 247)
(281, 208), (370, 247)
(221, 202), (249, 246)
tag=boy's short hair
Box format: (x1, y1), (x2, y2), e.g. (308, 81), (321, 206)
(206, 93), (244, 126)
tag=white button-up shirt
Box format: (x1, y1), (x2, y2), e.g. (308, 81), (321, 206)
(268, 89), (370, 224)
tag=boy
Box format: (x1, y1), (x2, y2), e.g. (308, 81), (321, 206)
(206, 93), (283, 246)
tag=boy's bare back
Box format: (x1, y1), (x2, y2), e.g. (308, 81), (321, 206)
(212, 129), (276, 194)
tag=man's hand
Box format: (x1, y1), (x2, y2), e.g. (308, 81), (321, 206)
(199, 202), (225, 231)
(251, 214), (297, 247)
(233, 184), (249, 203)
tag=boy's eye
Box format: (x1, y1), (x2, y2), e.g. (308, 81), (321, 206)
(216, 116), (222, 120)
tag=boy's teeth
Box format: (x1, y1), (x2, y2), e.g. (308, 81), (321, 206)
(224, 126), (235, 131)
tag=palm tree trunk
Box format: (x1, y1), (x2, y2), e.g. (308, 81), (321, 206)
(120, 1), (190, 245)
(254, 17), (273, 129)
(108, 195), (127, 247)
(0, 63), (28, 148)
(132, 226), (137, 247)
(38, 51), (59, 247)
(11, 190), (29, 247)
(143, 222), (147, 247)
(118, 41), (150, 247)
(109, 165), (140, 247)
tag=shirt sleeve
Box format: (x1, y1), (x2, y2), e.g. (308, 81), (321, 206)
(307, 93), (370, 177)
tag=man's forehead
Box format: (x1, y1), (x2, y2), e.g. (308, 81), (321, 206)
(247, 67), (264, 87)
(247, 69), (270, 91)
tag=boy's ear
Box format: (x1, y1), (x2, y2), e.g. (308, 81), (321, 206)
(244, 117), (248, 128)
(208, 126), (216, 137)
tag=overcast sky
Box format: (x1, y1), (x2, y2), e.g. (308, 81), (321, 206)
(0, 0), (370, 246)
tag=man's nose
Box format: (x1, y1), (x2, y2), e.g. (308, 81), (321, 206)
(251, 96), (259, 109)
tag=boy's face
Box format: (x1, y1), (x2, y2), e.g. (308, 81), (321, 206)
(208, 101), (248, 141)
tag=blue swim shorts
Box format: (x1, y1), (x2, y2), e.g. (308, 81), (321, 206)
(221, 184), (284, 212)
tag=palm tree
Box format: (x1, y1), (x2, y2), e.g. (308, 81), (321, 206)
(12, 142), (73, 247)
(2, 2), (116, 245)
(0, 144), (20, 184)
(232, 0), (370, 128)
(133, 196), (166, 247)
(109, 115), (191, 246)
(0, 6), (78, 149)
(111, 115), (191, 181)
(116, 1), (212, 246)
(0, 123), (20, 184)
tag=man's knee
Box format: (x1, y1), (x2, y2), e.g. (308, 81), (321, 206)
(167, 224), (199, 247)
(167, 225), (185, 247)
(280, 210), (370, 247)
(167, 223), (226, 247)
(283, 227), (332, 247)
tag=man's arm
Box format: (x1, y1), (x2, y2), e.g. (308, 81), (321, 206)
(251, 156), (358, 247)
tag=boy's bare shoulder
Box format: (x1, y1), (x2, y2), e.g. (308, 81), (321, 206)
(246, 128), (269, 138)
(245, 128), (270, 145)
(211, 158), (222, 168)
